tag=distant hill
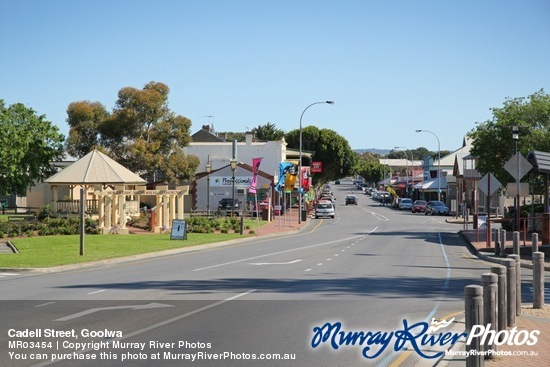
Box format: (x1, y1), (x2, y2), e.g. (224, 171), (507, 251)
(353, 148), (391, 156)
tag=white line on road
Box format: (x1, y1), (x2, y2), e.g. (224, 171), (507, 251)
(87, 289), (106, 295)
(35, 302), (56, 308)
(0, 272), (19, 277)
(55, 302), (173, 322)
(249, 259), (303, 266)
(32, 290), (256, 367)
(193, 235), (365, 271)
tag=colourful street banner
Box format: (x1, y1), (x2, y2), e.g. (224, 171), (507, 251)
(300, 167), (310, 191)
(249, 157), (262, 194)
(275, 162), (294, 192)
(284, 164), (299, 191)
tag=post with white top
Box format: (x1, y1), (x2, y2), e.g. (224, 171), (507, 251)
(491, 265), (507, 333)
(465, 285), (484, 367)
(481, 273), (498, 358)
(533, 252), (545, 309)
(500, 258), (516, 327)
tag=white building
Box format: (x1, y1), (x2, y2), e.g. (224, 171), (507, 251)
(184, 126), (309, 213)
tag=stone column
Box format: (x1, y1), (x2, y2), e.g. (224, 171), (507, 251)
(163, 194), (169, 229)
(118, 193), (126, 228)
(169, 194), (176, 227)
(177, 194), (184, 219)
(105, 195), (112, 229)
(98, 193), (105, 229)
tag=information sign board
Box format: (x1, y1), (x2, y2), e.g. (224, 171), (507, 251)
(170, 219), (187, 240)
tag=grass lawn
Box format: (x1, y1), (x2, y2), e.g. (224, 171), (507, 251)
(0, 232), (251, 268)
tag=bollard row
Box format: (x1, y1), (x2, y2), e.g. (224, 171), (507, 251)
(464, 231), (545, 366)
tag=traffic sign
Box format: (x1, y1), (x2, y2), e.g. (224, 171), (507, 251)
(504, 152), (532, 180)
(477, 173), (501, 196)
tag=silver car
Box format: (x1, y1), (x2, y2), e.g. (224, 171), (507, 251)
(315, 200), (335, 219)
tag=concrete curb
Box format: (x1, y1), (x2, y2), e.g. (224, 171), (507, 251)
(458, 231), (550, 272)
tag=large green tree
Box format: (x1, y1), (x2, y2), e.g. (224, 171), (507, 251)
(252, 122), (285, 141)
(286, 126), (357, 184)
(66, 81), (199, 183)
(0, 100), (65, 195)
(356, 155), (387, 186)
(468, 89), (550, 183)
(65, 101), (108, 158)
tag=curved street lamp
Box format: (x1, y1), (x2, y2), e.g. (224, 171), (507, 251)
(299, 101), (334, 223)
(415, 129), (441, 201)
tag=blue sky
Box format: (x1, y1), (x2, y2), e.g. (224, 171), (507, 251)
(1, 0), (549, 152)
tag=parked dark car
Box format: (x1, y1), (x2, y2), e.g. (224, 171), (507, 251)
(345, 195), (358, 205)
(411, 200), (427, 213)
(425, 201), (449, 215)
(218, 198), (239, 212)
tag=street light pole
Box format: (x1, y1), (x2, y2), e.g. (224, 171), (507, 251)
(206, 156), (211, 216)
(230, 158), (237, 217)
(415, 129), (441, 201)
(298, 100), (334, 224)
(512, 126), (520, 232)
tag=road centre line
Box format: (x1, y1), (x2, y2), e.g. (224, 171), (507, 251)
(87, 289), (106, 295)
(35, 302), (56, 308)
(193, 235), (366, 271)
(249, 259), (303, 266)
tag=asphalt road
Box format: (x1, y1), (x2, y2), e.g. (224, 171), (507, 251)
(0, 181), (521, 366)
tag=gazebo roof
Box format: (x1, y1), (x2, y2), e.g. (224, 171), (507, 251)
(45, 149), (147, 185)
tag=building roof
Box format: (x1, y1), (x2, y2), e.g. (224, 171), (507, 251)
(413, 177), (447, 191)
(191, 125), (224, 142)
(45, 149), (146, 185)
(527, 150), (550, 174)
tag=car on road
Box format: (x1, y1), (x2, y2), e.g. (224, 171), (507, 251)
(411, 200), (427, 213)
(378, 192), (390, 206)
(218, 198), (239, 212)
(425, 200), (450, 215)
(345, 195), (358, 205)
(398, 198), (413, 210)
(315, 200), (335, 219)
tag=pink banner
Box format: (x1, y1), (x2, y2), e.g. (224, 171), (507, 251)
(301, 167), (310, 191)
(249, 157), (262, 193)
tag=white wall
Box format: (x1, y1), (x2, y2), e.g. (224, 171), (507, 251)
(184, 135), (287, 179)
